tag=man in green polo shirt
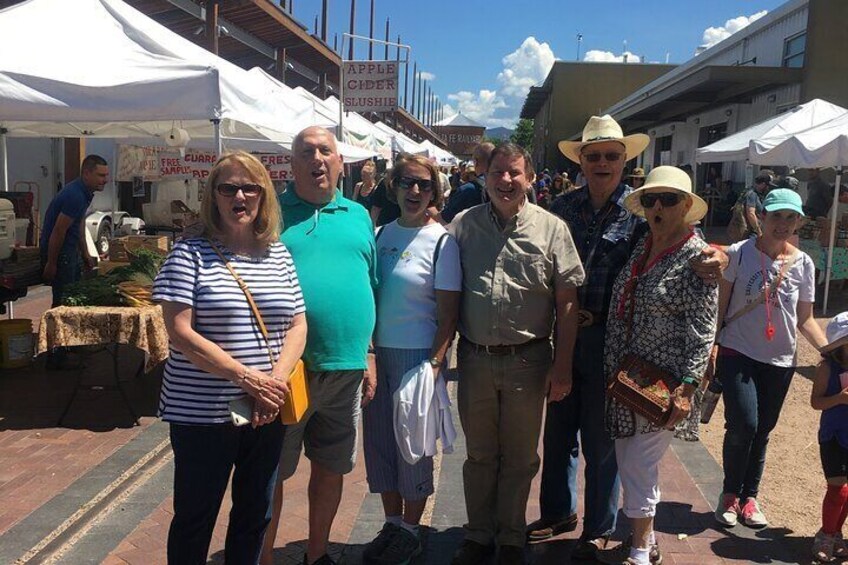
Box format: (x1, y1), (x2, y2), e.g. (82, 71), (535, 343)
(262, 126), (378, 565)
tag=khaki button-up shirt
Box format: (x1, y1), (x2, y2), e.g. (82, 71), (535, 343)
(452, 201), (585, 346)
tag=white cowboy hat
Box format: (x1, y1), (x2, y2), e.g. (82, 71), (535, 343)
(623, 166), (708, 224)
(558, 114), (650, 164)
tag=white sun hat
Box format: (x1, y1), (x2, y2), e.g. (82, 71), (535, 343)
(822, 312), (848, 354)
(558, 114), (650, 164)
(623, 166), (708, 224)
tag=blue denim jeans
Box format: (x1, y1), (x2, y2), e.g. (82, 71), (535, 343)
(718, 351), (794, 499)
(538, 324), (620, 538)
(167, 420), (283, 565)
(41, 249), (81, 308)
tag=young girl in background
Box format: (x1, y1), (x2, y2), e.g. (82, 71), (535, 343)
(812, 312), (848, 562)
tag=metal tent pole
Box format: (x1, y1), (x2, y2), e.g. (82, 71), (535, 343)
(823, 166), (843, 316)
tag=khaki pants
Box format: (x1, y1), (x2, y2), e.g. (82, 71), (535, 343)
(457, 338), (551, 547)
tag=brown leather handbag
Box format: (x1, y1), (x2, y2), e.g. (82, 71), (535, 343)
(606, 248), (678, 427)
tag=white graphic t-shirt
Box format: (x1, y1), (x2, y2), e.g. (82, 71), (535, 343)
(375, 221), (462, 349)
(718, 238), (815, 367)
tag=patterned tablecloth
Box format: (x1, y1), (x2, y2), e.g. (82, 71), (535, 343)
(800, 239), (848, 281)
(37, 305), (169, 372)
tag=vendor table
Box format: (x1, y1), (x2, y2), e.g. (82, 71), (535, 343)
(37, 305), (169, 426)
(799, 239), (848, 282)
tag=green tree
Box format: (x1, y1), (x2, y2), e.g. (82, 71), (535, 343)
(510, 118), (534, 151)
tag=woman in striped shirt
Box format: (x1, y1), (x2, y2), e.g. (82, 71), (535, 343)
(153, 151), (306, 564)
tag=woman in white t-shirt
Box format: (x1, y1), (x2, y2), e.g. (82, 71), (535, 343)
(713, 189), (827, 530)
(362, 154), (462, 563)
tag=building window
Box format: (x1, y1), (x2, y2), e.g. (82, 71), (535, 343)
(783, 33), (805, 68)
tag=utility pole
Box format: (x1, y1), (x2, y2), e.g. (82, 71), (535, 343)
(384, 17), (390, 59)
(576, 33), (583, 61)
(410, 61), (417, 113)
(368, 0), (375, 59)
(348, 0), (356, 60)
(321, 0), (328, 41)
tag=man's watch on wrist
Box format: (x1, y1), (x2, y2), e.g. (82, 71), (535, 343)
(428, 357), (441, 368)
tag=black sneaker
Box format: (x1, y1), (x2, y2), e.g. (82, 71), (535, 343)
(363, 522), (400, 563)
(571, 535), (610, 560)
(451, 539), (495, 565)
(375, 526), (422, 564)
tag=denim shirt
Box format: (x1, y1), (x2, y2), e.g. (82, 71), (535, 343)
(550, 183), (646, 316)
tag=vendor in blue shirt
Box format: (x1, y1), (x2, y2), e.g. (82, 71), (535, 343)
(40, 155), (108, 368)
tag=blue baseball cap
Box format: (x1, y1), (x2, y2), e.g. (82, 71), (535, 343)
(763, 188), (804, 216)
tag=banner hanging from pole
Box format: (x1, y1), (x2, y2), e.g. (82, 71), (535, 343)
(343, 60), (399, 112)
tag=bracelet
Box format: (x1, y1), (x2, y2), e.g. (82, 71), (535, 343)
(681, 376), (699, 386)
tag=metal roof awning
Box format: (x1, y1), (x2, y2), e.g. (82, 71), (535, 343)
(520, 82), (552, 119)
(607, 65), (803, 131)
(125, 0), (341, 90)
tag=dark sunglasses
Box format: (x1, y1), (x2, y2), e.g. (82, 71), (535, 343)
(639, 192), (684, 208)
(582, 152), (623, 163)
(216, 183), (262, 197)
(397, 176), (434, 192)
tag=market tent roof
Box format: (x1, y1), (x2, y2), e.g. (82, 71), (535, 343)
(0, 0), (314, 143)
(373, 122), (427, 155)
(749, 109), (848, 169)
(435, 112), (485, 128)
(696, 99), (848, 164)
(420, 140), (459, 166)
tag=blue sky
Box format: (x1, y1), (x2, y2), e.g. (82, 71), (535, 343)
(292, 0), (785, 128)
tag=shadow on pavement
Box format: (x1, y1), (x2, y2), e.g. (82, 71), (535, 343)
(0, 345), (162, 432)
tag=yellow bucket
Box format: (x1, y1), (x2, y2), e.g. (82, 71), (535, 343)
(0, 319), (34, 369)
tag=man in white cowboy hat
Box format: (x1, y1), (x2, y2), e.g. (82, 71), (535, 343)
(530, 115), (726, 561)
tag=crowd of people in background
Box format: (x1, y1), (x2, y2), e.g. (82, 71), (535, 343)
(143, 115), (848, 565)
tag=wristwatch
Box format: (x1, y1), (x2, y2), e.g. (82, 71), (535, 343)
(428, 357), (441, 368)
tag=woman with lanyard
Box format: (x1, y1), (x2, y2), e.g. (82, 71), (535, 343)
(714, 188), (827, 529)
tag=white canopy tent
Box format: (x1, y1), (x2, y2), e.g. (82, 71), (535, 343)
(696, 98), (848, 314)
(0, 0), (318, 159)
(420, 140), (459, 167)
(372, 122), (427, 156)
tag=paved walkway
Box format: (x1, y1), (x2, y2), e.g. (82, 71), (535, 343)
(0, 286), (821, 564)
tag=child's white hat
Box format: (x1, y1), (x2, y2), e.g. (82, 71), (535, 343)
(822, 312), (848, 354)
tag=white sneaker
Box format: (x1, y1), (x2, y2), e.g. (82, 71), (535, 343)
(714, 493), (740, 527)
(740, 497), (768, 528)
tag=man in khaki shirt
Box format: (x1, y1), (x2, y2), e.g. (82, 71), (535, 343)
(450, 143), (585, 565)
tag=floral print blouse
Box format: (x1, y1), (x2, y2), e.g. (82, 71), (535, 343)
(604, 232), (718, 439)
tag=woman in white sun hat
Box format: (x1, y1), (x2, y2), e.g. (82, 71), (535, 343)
(599, 166), (718, 565)
(811, 311), (848, 562)
(713, 188), (828, 531)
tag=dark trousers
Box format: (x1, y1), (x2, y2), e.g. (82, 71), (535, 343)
(718, 351), (794, 499)
(167, 420), (284, 565)
(539, 324), (620, 538)
(41, 250), (82, 365)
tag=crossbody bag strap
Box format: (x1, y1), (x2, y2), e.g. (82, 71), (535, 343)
(724, 248), (799, 326)
(207, 240), (275, 366)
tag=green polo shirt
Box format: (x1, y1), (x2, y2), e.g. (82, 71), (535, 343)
(279, 188), (377, 371)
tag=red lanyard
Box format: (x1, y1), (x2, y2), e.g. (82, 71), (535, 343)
(616, 230), (695, 319)
(757, 239), (790, 342)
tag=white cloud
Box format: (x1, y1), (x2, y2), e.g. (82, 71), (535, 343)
(418, 71), (436, 81)
(440, 36), (554, 128)
(583, 50), (642, 63)
(496, 36), (555, 98)
(446, 89), (508, 125)
(701, 10), (768, 49)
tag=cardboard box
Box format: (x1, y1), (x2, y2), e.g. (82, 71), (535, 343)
(109, 235), (169, 261)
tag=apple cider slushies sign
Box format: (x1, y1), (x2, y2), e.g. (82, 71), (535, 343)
(343, 61), (399, 113)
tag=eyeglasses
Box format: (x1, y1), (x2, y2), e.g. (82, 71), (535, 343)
(582, 152), (624, 163)
(639, 192), (684, 208)
(397, 176), (434, 192)
(216, 183), (262, 197)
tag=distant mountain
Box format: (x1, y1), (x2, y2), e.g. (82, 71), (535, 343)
(486, 127), (513, 140)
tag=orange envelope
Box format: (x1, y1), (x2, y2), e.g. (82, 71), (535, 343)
(281, 360), (309, 425)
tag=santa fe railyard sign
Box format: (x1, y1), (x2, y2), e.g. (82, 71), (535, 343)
(343, 61), (398, 113)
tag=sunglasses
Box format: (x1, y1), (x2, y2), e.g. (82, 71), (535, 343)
(582, 152), (624, 163)
(397, 176), (434, 192)
(639, 192), (684, 208)
(216, 183), (262, 197)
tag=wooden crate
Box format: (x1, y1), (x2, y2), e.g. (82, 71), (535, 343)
(109, 235), (169, 261)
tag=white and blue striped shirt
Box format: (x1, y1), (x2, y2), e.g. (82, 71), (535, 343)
(152, 237), (305, 425)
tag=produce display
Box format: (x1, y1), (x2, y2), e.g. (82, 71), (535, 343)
(61, 248), (164, 307)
